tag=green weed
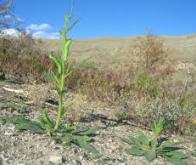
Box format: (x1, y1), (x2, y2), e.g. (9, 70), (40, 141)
(122, 118), (188, 165)
(0, 115), (101, 158)
(192, 150), (196, 157)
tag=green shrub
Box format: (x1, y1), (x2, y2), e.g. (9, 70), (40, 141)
(136, 72), (162, 98)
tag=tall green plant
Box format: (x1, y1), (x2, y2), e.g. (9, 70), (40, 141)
(0, 13), (104, 157)
(46, 13), (78, 131)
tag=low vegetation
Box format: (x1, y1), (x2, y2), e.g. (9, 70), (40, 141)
(122, 119), (188, 165)
(0, 31), (47, 81)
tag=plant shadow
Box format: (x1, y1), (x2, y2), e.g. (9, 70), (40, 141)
(79, 113), (150, 130)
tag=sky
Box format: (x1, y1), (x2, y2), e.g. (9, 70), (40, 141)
(12, 0), (196, 39)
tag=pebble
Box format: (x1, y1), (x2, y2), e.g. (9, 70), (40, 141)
(49, 155), (62, 164)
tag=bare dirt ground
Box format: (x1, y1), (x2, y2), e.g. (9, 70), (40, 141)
(0, 80), (195, 165)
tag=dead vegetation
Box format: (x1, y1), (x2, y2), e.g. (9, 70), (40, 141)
(0, 33), (195, 136)
(0, 32), (48, 81)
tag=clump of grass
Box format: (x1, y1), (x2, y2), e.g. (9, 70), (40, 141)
(135, 72), (162, 98)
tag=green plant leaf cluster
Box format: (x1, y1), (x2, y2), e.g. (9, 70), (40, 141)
(0, 116), (44, 134)
(0, 115), (101, 158)
(54, 126), (102, 158)
(37, 111), (101, 156)
(122, 119), (188, 164)
(191, 150), (196, 157)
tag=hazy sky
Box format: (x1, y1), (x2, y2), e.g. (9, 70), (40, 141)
(15, 0), (196, 39)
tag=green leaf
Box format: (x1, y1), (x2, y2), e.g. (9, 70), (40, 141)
(167, 158), (188, 165)
(126, 146), (145, 156)
(160, 146), (182, 153)
(75, 138), (101, 158)
(63, 69), (72, 80)
(121, 137), (133, 145)
(62, 125), (76, 133)
(48, 53), (62, 74)
(15, 120), (44, 134)
(62, 39), (71, 61)
(129, 135), (145, 148)
(74, 135), (93, 142)
(0, 116), (44, 134)
(39, 111), (54, 132)
(192, 150), (196, 157)
(163, 151), (187, 159)
(152, 118), (164, 137)
(151, 138), (158, 149)
(62, 134), (73, 145)
(167, 153), (188, 165)
(67, 19), (79, 32)
(160, 141), (177, 148)
(43, 70), (59, 86)
(73, 128), (97, 136)
(137, 132), (149, 146)
(144, 150), (156, 161)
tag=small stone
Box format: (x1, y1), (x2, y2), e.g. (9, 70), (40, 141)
(4, 131), (14, 136)
(7, 125), (15, 131)
(49, 155), (62, 164)
(53, 144), (63, 151)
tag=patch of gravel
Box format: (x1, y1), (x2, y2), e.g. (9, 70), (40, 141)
(0, 81), (196, 165)
(0, 122), (168, 165)
(1, 117), (196, 165)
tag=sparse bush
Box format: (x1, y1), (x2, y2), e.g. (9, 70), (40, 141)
(135, 33), (167, 73)
(132, 33), (172, 100)
(67, 66), (133, 103)
(0, 32), (47, 81)
(139, 98), (196, 135)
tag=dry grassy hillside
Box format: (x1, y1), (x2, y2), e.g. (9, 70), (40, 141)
(40, 34), (196, 65)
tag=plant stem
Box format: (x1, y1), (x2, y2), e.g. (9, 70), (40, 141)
(54, 92), (63, 131)
(54, 67), (65, 131)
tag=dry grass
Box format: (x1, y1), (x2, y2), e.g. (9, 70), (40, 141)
(0, 33), (48, 81)
(0, 33), (195, 135)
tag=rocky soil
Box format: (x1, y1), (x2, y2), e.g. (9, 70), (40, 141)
(0, 80), (196, 165)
